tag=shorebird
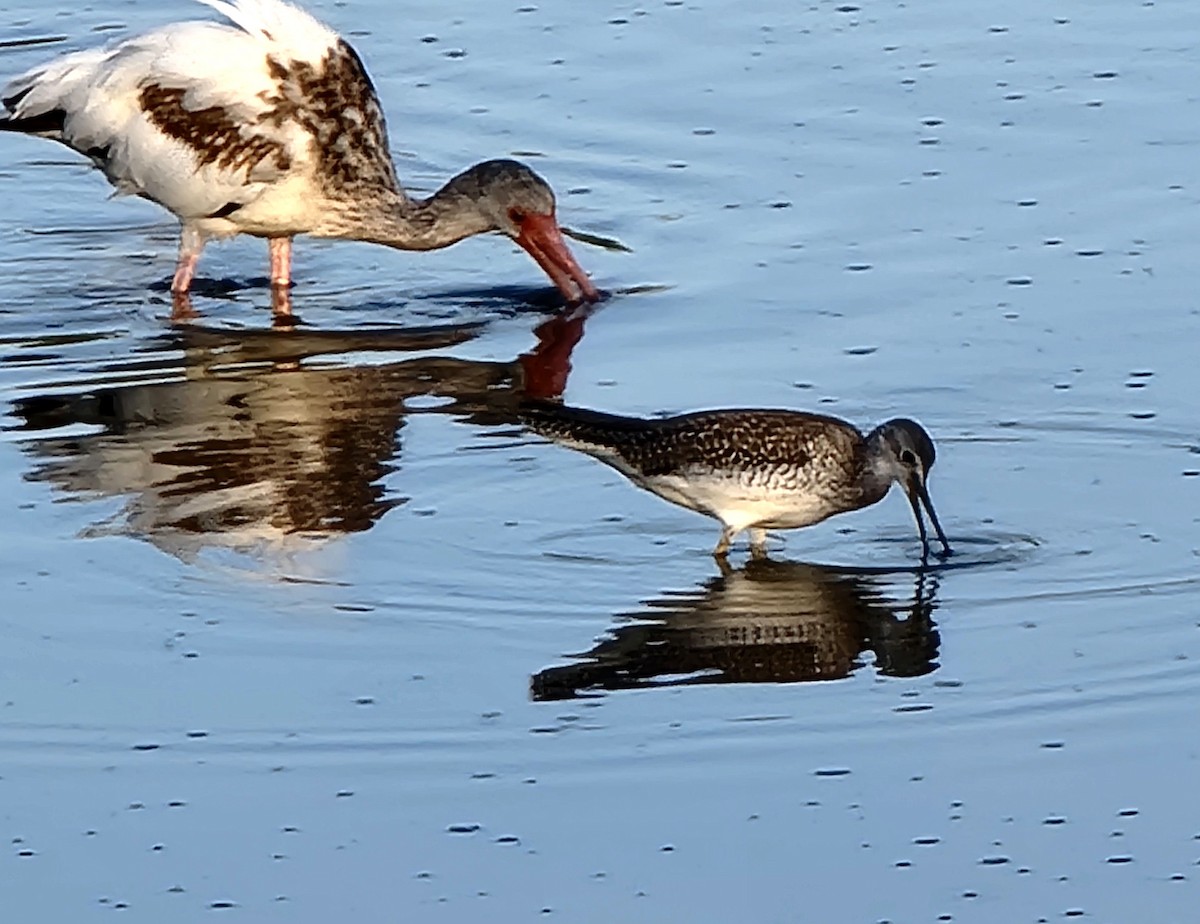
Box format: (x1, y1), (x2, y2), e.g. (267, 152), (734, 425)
(0, 0), (599, 313)
(520, 402), (953, 560)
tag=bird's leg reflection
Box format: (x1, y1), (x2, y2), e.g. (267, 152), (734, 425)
(749, 528), (769, 559)
(866, 569), (942, 678)
(171, 291), (198, 324)
(712, 524), (736, 559)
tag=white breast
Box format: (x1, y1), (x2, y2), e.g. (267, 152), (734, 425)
(639, 472), (840, 532)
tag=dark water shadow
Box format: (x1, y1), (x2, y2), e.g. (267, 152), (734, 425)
(8, 304), (596, 559)
(151, 278), (592, 315)
(413, 282), (667, 312)
(412, 282), (581, 311)
(531, 558), (941, 701)
(146, 276), (271, 298)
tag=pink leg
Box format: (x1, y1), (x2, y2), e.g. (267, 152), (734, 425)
(171, 291), (197, 323)
(269, 237), (293, 289)
(171, 226), (206, 294)
(270, 285), (294, 321)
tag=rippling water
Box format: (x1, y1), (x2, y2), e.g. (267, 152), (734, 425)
(2, 0), (1198, 920)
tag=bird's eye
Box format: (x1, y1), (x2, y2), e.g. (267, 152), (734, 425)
(507, 207), (527, 224)
(900, 449), (918, 466)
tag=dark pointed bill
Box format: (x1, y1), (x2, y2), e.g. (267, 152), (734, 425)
(904, 477), (952, 558)
(516, 213), (601, 304)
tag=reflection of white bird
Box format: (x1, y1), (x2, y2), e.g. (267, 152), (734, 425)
(0, 0), (598, 308)
(14, 331), (526, 562)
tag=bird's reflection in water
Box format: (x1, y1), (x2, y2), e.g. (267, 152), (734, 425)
(11, 307), (591, 559)
(531, 559), (941, 700)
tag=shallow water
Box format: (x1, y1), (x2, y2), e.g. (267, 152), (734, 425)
(2, 0), (1199, 920)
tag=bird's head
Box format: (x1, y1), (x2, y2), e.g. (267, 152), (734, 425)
(869, 418), (951, 559)
(457, 159), (600, 304)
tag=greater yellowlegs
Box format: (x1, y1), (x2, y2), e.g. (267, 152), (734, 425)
(520, 401), (952, 560)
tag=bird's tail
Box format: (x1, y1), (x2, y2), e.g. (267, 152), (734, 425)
(0, 110), (65, 136)
(2, 44), (115, 141)
(519, 399), (652, 454)
(2, 75), (66, 137)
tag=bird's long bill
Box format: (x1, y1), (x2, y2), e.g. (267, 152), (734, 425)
(904, 477), (952, 558)
(516, 213), (601, 304)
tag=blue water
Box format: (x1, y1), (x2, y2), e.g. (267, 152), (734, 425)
(2, 0), (1198, 920)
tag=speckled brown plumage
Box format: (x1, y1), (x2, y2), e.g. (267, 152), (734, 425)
(259, 40), (397, 194)
(520, 401), (866, 484)
(140, 83), (291, 174)
(520, 401), (951, 559)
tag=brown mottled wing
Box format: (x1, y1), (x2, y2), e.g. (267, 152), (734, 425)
(139, 84), (291, 177)
(520, 402), (861, 478)
(626, 411), (824, 476)
(260, 39), (398, 195)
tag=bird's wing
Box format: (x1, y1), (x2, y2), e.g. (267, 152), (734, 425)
(2, 0), (393, 220)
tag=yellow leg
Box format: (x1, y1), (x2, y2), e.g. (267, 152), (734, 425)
(712, 525), (738, 558)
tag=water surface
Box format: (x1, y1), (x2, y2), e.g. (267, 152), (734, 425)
(1, 0), (1198, 920)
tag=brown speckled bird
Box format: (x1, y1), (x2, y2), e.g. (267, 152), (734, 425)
(520, 401), (952, 560)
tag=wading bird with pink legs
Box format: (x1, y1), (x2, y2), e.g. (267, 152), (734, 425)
(0, 0), (600, 317)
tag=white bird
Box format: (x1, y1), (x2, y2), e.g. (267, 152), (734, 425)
(0, 0), (600, 315)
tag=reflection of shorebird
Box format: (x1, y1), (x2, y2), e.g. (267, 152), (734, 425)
(531, 559), (941, 701)
(0, 0), (598, 316)
(521, 402), (952, 560)
(12, 309), (590, 559)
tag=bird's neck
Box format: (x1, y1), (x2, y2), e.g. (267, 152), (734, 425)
(325, 182), (494, 252)
(858, 430), (898, 505)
